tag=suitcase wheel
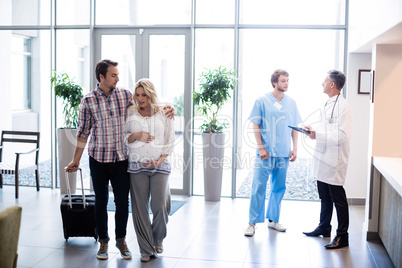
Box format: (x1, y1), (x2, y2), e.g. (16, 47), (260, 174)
(64, 228), (69, 241)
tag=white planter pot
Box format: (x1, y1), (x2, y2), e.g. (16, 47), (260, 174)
(202, 132), (225, 202)
(57, 128), (77, 195)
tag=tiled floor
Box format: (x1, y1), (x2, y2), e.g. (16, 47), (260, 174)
(0, 185), (395, 268)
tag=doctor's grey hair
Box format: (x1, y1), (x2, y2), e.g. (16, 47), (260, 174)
(328, 70), (346, 90)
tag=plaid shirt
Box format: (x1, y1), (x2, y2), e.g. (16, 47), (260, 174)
(77, 85), (132, 163)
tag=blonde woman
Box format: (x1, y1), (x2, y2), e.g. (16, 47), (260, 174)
(125, 78), (175, 262)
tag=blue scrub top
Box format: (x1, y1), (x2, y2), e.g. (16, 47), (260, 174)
(249, 92), (302, 157)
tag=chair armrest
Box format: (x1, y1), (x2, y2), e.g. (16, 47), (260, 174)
(14, 147), (39, 170)
(15, 148), (39, 155)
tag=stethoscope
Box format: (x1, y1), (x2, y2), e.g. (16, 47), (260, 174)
(327, 93), (340, 124)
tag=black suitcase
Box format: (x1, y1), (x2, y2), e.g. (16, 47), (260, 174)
(60, 168), (98, 241)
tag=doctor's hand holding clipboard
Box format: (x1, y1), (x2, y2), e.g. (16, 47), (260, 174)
(304, 126), (316, 139)
(288, 125), (316, 139)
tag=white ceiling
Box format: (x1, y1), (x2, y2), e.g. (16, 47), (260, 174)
(352, 22), (402, 53)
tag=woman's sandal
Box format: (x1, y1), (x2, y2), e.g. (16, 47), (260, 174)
(155, 245), (163, 253)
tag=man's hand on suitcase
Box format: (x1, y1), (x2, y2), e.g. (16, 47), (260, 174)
(65, 160), (80, 173)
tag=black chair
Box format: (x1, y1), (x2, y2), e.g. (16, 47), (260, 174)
(0, 131), (40, 198)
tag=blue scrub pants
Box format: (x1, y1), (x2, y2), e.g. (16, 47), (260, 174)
(249, 157), (289, 224)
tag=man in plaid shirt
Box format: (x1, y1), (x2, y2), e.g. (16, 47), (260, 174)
(66, 59), (174, 260)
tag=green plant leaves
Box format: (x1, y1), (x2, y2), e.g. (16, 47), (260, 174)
(193, 66), (237, 133)
(51, 71), (84, 129)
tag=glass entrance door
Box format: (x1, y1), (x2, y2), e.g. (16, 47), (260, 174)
(94, 29), (191, 195)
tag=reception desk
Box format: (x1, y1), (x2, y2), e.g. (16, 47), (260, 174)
(366, 157), (402, 268)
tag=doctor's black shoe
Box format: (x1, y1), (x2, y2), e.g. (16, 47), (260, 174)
(325, 234), (349, 249)
(303, 226), (331, 237)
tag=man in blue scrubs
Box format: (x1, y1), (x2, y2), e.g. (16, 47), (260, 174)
(244, 69), (301, 237)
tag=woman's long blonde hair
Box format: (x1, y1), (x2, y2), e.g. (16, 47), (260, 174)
(133, 78), (161, 113)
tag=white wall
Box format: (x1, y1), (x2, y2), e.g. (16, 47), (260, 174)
(349, 0), (402, 52)
(344, 53), (372, 199)
(371, 44), (402, 157)
(347, 0), (402, 201)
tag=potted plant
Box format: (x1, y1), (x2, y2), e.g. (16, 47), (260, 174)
(193, 66), (237, 201)
(51, 71), (83, 194)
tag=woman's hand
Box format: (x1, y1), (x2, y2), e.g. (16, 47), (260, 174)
(128, 131), (155, 143)
(140, 154), (168, 168)
(140, 159), (160, 168)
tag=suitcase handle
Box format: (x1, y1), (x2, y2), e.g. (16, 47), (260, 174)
(65, 167), (86, 209)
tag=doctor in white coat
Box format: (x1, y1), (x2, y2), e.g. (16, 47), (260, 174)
(302, 70), (352, 249)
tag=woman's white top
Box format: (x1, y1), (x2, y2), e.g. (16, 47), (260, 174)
(313, 94), (353, 186)
(125, 107), (175, 174)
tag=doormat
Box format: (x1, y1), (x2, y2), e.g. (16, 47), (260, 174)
(106, 197), (186, 216)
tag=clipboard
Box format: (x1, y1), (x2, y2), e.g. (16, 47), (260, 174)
(288, 125), (311, 134)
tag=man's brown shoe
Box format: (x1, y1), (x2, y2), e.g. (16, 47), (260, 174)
(97, 239), (109, 260)
(116, 237), (132, 259)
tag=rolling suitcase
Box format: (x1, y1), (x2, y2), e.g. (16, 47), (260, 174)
(60, 168), (98, 241)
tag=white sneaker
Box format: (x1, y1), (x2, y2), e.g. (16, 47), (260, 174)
(140, 254), (151, 262)
(244, 224), (255, 237)
(268, 221), (287, 232)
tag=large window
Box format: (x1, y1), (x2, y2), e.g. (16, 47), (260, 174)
(0, 29), (52, 188)
(195, 0), (235, 24)
(236, 29), (344, 200)
(240, 0), (346, 25)
(192, 0), (347, 199)
(11, 35), (32, 111)
(0, 0), (347, 197)
(0, 0), (51, 26)
(97, 29), (191, 194)
(55, 29), (90, 188)
(193, 29), (235, 197)
(56, 0), (90, 25)
(95, 0), (191, 25)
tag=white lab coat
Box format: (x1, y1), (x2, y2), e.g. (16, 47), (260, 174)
(313, 94), (352, 186)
